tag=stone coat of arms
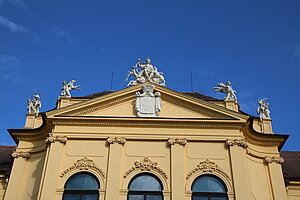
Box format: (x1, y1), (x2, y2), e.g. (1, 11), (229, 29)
(135, 85), (161, 117)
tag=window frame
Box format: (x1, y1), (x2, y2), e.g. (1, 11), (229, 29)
(62, 172), (100, 200)
(127, 173), (164, 200)
(191, 174), (228, 200)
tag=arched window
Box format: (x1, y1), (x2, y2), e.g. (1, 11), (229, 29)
(63, 172), (99, 200)
(128, 173), (163, 200)
(192, 175), (228, 200)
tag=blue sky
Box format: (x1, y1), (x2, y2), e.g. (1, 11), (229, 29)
(0, 1), (299, 150)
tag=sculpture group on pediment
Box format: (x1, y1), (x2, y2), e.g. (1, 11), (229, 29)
(126, 58), (166, 86)
(213, 81), (237, 100)
(27, 94), (41, 115)
(60, 80), (81, 98)
(257, 98), (271, 120)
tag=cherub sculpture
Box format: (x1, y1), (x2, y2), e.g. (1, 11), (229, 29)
(126, 58), (166, 87)
(27, 94), (41, 115)
(60, 80), (81, 97)
(213, 81), (237, 100)
(257, 98), (271, 120)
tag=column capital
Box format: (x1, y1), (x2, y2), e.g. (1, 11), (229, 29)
(168, 138), (187, 146)
(107, 137), (126, 145)
(264, 156), (284, 164)
(11, 151), (31, 159)
(45, 135), (67, 144)
(226, 138), (248, 148)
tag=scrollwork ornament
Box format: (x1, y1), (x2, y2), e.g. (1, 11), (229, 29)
(264, 156), (284, 164)
(226, 138), (248, 148)
(106, 137), (126, 145)
(124, 157), (167, 179)
(46, 135), (67, 144)
(167, 138), (187, 146)
(11, 151), (31, 159)
(186, 159), (230, 180)
(60, 157), (105, 178)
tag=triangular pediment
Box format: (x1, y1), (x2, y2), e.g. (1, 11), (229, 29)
(46, 83), (249, 121)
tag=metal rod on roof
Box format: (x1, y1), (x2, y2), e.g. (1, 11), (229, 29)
(191, 72), (194, 92)
(110, 72), (114, 90)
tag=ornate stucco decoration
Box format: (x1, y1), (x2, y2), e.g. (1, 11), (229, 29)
(264, 156), (284, 164)
(213, 81), (237, 101)
(60, 157), (105, 178)
(136, 85), (161, 117)
(186, 159), (230, 180)
(167, 138), (187, 146)
(59, 80), (81, 98)
(46, 135), (67, 144)
(106, 137), (126, 145)
(27, 93), (41, 115)
(257, 98), (271, 120)
(11, 151), (31, 159)
(226, 138), (248, 148)
(124, 157), (167, 179)
(126, 58), (166, 87)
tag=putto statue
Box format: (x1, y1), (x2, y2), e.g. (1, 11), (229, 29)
(257, 98), (271, 120)
(126, 58), (166, 87)
(60, 80), (81, 98)
(27, 94), (41, 115)
(213, 81), (237, 100)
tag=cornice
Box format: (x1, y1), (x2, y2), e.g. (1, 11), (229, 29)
(51, 118), (244, 129)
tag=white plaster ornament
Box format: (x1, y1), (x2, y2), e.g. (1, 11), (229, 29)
(135, 85), (161, 117)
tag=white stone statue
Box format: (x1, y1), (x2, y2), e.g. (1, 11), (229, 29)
(60, 80), (81, 97)
(213, 81), (237, 100)
(257, 98), (271, 120)
(135, 85), (161, 117)
(27, 94), (41, 115)
(126, 58), (166, 87)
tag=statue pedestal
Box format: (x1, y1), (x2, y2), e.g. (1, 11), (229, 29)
(224, 100), (239, 112)
(24, 114), (42, 128)
(57, 97), (71, 108)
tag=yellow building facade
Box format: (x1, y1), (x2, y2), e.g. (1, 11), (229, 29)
(2, 82), (299, 200)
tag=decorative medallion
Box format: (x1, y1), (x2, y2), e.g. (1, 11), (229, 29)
(186, 159), (230, 180)
(60, 157), (105, 178)
(136, 85), (161, 117)
(124, 157), (167, 179)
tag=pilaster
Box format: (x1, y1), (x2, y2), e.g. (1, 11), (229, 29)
(4, 151), (31, 200)
(226, 138), (251, 199)
(168, 138), (186, 200)
(39, 135), (67, 200)
(264, 156), (287, 200)
(105, 137), (125, 200)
